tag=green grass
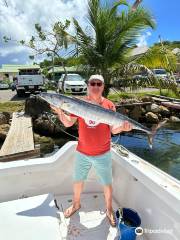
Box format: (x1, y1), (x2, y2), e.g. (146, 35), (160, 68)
(108, 91), (159, 101)
(108, 89), (180, 102)
(0, 101), (25, 112)
(157, 89), (180, 99)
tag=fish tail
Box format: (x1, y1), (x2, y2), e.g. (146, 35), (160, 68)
(147, 134), (153, 149)
(147, 119), (168, 148)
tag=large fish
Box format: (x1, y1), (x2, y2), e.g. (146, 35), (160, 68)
(38, 92), (166, 148)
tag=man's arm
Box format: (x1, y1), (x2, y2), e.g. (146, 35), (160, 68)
(50, 105), (77, 127)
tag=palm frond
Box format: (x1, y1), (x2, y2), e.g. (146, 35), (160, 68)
(136, 46), (177, 72)
(67, 0), (178, 95)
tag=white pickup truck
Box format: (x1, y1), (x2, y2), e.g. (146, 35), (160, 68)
(13, 68), (46, 96)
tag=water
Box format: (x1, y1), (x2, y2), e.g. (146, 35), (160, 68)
(112, 122), (180, 180)
(39, 123), (180, 180)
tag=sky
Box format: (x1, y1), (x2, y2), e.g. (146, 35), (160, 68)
(136, 0), (180, 45)
(0, 0), (180, 66)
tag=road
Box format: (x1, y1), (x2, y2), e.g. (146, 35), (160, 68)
(0, 89), (24, 101)
(0, 89), (54, 102)
(0, 88), (161, 102)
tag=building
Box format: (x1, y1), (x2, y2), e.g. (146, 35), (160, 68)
(47, 65), (84, 81)
(0, 64), (40, 82)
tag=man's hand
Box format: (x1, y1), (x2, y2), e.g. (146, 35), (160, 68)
(50, 105), (63, 115)
(111, 121), (133, 134)
(50, 104), (77, 127)
(121, 121), (133, 132)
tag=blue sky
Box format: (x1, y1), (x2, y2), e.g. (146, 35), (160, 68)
(0, 0), (180, 66)
(138, 0), (180, 45)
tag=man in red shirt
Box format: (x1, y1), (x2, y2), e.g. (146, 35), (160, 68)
(51, 74), (132, 226)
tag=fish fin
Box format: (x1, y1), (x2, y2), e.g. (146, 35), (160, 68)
(151, 119), (168, 134)
(85, 99), (101, 105)
(147, 134), (153, 149)
(147, 119), (168, 148)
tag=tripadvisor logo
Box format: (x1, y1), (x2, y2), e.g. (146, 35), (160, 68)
(135, 227), (144, 236)
(135, 227), (173, 235)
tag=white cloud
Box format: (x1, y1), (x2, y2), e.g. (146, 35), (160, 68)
(137, 31), (152, 47)
(11, 58), (19, 62)
(0, 0), (88, 61)
(0, 45), (31, 57)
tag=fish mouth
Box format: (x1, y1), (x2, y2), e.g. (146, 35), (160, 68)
(36, 93), (53, 106)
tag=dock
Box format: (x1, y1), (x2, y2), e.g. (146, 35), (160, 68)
(148, 94), (180, 103)
(115, 101), (152, 108)
(0, 112), (40, 162)
(148, 94), (180, 110)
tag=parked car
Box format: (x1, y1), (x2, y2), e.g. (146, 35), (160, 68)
(10, 82), (16, 91)
(176, 79), (180, 85)
(152, 68), (168, 79)
(14, 68), (46, 97)
(0, 82), (9, 89)
(58, 74), (87, 94)
(174, 73), (180, 84)
(133, 72), (148, 81)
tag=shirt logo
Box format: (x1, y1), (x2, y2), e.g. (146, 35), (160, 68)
(85, 119), (99, 127)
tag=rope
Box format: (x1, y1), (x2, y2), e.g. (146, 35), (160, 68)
(44, 111), (78, 140)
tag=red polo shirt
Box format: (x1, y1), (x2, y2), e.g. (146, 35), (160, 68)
(70, 97), (116, 156)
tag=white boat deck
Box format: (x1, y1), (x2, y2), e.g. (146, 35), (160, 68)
(0, 193), (60, 240)
(0, 192), (120, 240)
(0, 141), (178, 240)
(55, 192), (119, 240)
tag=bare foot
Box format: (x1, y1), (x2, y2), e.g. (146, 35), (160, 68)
(63, 204), (81, 218)
(106, 209), (116, 227)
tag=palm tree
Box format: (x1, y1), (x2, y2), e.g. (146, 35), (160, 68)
(137, 46), (177, 72)
(69, 0), (156, 96)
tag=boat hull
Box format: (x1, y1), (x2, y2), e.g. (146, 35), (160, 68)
(0, 141), (179, 240)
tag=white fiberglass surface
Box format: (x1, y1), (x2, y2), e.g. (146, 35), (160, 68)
(55, 192), (119, 240)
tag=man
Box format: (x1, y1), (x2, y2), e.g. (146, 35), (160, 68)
(50, 74), (132, 226)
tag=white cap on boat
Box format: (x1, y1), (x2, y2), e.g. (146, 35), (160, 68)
(88, 74), (104, 83)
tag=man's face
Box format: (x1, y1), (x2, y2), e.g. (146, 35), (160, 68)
(88, 79), (104, 96)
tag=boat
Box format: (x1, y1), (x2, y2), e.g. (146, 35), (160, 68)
(0, 141), (179, 240)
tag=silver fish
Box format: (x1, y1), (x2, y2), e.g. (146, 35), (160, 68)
(38, 92), (166, 148)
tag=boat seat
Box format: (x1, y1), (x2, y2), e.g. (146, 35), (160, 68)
(0, 193), (61, 240)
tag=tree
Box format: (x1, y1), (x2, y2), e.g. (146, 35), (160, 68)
(135, 39), (178, 95)
(4, 0), (178, 96)
(3, 20), (72, 93)
(67, 0), (156, 96)
(137, 46), (177, 71)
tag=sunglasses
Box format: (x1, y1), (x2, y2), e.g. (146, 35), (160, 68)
(89, 82), (103, 87)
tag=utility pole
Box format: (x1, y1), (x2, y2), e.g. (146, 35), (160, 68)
(51, 53), (56, 90)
